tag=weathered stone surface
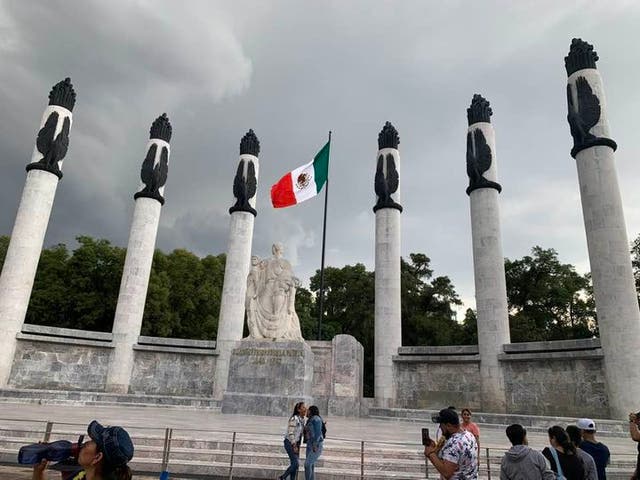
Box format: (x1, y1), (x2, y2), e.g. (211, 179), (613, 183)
(22, 324), (113, 341)
(331, 334), (363, 398)
(221, 340), (314, 416)
(129, 349), (216, 396)
(8, 339), (110, 390)
(501, 353), (609, 417)
(138, 336), (216, 348)
(308, 340), (332, 397)
(398, 345), (478, 355)
(394, 359), (481, 410)
(503, 338), (600, 353)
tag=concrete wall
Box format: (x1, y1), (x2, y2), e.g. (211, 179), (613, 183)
(8, 325), (113, 391)
(7, 325), (218, 396)
(500, 338), (608, 418)
(393, 339), (607, 417)
(393, 346), (481, 410)
(129, 337), (217, 396)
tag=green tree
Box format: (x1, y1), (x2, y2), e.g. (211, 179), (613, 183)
(295, 286), (315, 340)
(505, 246), (596, 342)
(65, 236), (125, 331)
(26, 244), (71, 327)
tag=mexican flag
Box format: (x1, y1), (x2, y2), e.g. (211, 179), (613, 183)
(271, 140), (330, 208)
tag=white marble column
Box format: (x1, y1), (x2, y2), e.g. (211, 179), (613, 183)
(0, 78), (76, 387)
(373, 122), (402, 404)
(565, 39), (640, 418)
(466, 95), (509, 412)
(106, 114), (172, 393)
(213, 130), (260, 400)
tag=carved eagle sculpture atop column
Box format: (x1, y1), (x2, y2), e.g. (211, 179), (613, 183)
(465, 94), (502, 195)
(135, 113), (171, 205)
(27, 77), (76, 179)
(229, 129), (259, 216)
(465, 129), (501, 195)
(34, 112), (71, 177)
(373, 121), (402, 213)
(564, 38), (616, 158)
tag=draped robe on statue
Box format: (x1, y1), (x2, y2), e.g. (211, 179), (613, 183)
(245, 243), (303, 340)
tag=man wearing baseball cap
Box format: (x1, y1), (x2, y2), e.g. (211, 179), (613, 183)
(424, 408), (478, 480)
(577, 418), (609, 480)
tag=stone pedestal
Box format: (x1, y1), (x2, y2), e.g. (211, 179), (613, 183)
(222, 340), (314, 416)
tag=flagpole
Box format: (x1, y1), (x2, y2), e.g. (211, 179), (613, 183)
(317, 131), (331, 340)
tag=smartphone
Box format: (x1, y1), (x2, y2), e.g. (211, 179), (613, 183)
(421, 428), (431, 446)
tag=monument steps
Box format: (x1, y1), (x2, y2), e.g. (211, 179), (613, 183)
(368, 407), (629, 437)
(0, 388), (220, 410)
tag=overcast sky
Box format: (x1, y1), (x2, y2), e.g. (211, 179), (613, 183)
(1, 1), (639, 313)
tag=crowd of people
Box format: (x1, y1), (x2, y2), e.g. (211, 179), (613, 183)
(25, 406), (640, 480)
(423, 407), (621, 480)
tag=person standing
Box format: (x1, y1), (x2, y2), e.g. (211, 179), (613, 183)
(304, 405), (324, 480)
(566, 425), (597, 480)
(279, 402), (306, 480)
(575, 418), (609, 480)
(461, 408), (481, 461)
(542, 426), (585, 480)
(500, 424), (555, 480)
(629, 412), (640, 480)
(424, 408), (478, 480)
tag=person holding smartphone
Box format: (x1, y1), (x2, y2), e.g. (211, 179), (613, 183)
(424, 408), (478, 480)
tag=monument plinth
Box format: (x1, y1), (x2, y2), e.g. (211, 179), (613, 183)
(221, 340), (314, 416)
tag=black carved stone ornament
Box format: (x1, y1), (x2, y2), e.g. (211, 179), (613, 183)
(566, 76), (617, 158)
(26, 111), (71, 179)
(565, 38), (599, 77)
(240, 129), (260, 156)
(467, 94), (492, 126)
(134, 144), (169, 205)
(373, 153), (402, 213)
(150, 113), (172, 142)
(48, 77), (76, 111)
(378, 121), (400, 150)
(466, 128), (502, 195)
(229, 159), (257, 216)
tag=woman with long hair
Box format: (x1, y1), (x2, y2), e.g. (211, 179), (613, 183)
(461, 408), (480, 464)
(279, 401), (307, 480)
(32, 420), (134, 480)
(304, 405), (324, 480)
(542, 425), (585, 480)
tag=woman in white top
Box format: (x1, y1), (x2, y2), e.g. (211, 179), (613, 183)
(279, 402), (307, 480)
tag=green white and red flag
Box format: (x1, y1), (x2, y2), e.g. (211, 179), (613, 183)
(270, 140), (330, 208)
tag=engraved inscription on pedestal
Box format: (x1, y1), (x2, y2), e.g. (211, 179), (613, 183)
(221, 340), (314, 416)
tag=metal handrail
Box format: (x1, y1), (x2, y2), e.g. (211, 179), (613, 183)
(1, 420), (638, 480)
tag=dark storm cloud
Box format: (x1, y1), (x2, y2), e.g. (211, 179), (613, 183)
(1, 0), (639, 311)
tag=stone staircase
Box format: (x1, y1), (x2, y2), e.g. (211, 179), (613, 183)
(0, 388), (220, 410)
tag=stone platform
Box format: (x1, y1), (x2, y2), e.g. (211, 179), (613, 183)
(221, 340), (314, 416)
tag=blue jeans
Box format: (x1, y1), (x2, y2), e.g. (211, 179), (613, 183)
(281, 438), (299, 480)
(304, 442), (323, 480)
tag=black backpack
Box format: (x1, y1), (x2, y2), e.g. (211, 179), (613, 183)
(321, 420), (327, 439)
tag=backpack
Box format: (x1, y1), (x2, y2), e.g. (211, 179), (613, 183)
(321, 420), (327, 439)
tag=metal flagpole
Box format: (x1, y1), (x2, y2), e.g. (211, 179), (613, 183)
(317, 131), (331, 340)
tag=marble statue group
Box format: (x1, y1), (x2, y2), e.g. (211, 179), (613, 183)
(245, 243), (303, 341)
